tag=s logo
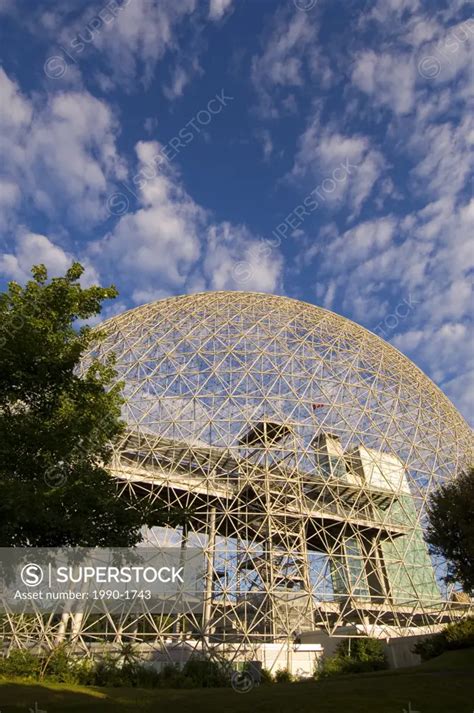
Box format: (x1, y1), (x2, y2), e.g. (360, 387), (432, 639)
(21, 563), (44, 587)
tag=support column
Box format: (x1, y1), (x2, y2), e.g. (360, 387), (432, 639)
(56, 611), (70, 644)
(173, 523), (189, 637)
(203, 507), (217, 646)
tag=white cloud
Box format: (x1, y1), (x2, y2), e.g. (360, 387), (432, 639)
(409, 114), (474, 201)
(0, 230), (99, 285)
(163, 65), (192, 100)
(144, 117), (158, 135)
(391, 329), (424, 353)
(321, 217), (397, 272)
(209, 0), (233, 21)
(163, 58), (202, 100)
(329, 4), (473, 419)
(252, 11), (314, 89)
(369, 0), (420, 23)
(94, 141), (283, 298)
(405, 17), (441, 47)
(1, 1), (208, 96)
(317, 193), (472, 320)
(440, 368), (474, 424)
(255, 129), (273, 161)
(308, 192), (473, 421)
(416, 18), (474, 83)
(292, 118), (386, 216)
(351, 50), (416, 115)
(0, 68), (126, 229)
(322, 280), (337, 310)
(0, 179), (20, 231)
(0, 67), (32, 130)
(131, 287), (174, 305)
(353, 9), (473, 118)
(204, 223), (283, 293)
(393, 322), (473, 415)
(251, 8), (321, 117)
(97, 141), (203, 289)
(30, 91), (126, 222)
(0, 67), (32, 174)
(79, 0), (197, 89)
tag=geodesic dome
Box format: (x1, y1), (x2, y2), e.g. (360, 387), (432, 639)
(6, 292), (469, 660)
(80, 291), (471, 650)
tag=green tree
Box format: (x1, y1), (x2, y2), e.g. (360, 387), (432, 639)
(0, 263), (164, 547)
(426, 467), (474, 593)
(317, 637), (388, 678)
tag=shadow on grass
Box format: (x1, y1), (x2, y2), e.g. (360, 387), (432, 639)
(1, 653), (473, 713)
(0, 680), (112, 712)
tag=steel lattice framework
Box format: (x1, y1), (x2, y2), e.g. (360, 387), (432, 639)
(2, 292), (472, 662)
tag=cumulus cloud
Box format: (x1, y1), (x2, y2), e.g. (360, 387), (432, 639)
(2, 1), (205, 95)
(292, 118), (386, 217)
(251, 7), (329, 117)
(0, 230), (99, 286)
(415, 17), (474, 83)
(309, 192), (473, 421)
(298, 1), (473, 423)
(439, 368), (474, 424)
(320, 217), (397, 273)
(204, 223), (283, 293)
(409, 114), (474, 201)
(54, 0), (198, 90)
(0, 179), (21, 231)
(0, 67), (31, 126)
(0, 68), (126, 228)
(94, 141), (283, 299)
(97, 141), (204, 289)
(393, 322), (473, 417)
(352, 11), (473, 117)
(317, 192), (473, 320)
(351, 50), (416, 115)
(252, 10), (315, 89)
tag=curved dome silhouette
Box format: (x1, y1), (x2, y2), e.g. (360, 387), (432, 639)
(83, 292), (471, 655)
(94, 292), (470, 481)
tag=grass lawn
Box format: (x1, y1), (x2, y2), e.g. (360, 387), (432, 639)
(0, 648), (472, 713)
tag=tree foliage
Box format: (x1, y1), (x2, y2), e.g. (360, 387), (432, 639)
(0, 263), (166, 547)
(412, 617), (474, 661)
(317, 637), (388, 678)
(426, 467), (474, 593)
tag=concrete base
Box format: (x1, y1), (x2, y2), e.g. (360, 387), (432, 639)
(297, 627), (437, 669)
(250, 642), (322, 677)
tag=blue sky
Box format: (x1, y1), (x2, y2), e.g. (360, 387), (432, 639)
(0, 0), (472, 422)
